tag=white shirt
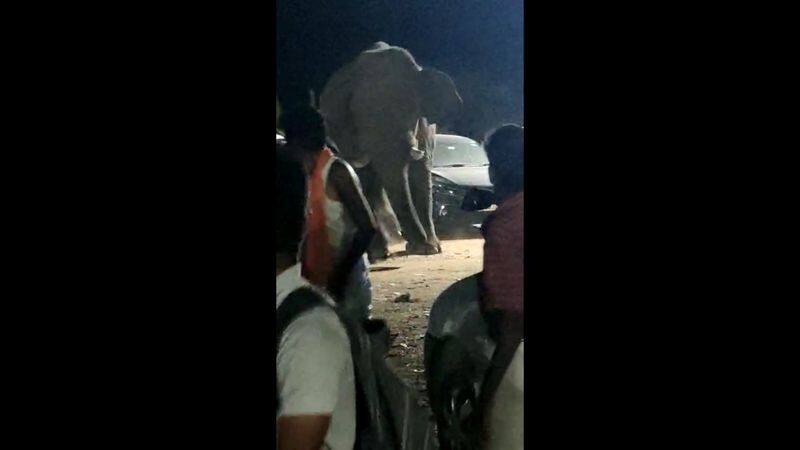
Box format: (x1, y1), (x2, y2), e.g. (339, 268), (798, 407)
(276, 263), (356, 450)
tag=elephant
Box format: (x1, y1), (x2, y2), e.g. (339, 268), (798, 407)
(319, 41), (462, 256)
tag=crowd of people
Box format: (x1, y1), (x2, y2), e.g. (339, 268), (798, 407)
(275, 104), (524, 450)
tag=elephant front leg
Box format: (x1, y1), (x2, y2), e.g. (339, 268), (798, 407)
(408, 157), (441, 253)
(372, 159), (434, 254)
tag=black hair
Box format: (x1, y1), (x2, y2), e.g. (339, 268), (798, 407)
(275, 149), (307, 256)
(484, 124), (524, 194)
(278, 105), (327, 150)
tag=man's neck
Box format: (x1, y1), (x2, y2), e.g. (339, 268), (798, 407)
(302, 152), (317, 172)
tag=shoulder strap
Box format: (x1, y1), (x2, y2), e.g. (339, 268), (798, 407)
(276, 287), (329, 352)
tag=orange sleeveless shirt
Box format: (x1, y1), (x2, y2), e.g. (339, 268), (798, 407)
(301, 147), (335, 287)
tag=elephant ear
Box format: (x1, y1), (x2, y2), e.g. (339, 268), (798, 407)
(417, 68), (463, 126)
(364, 41), (391, 53)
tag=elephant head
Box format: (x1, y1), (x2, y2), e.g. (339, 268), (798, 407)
(320, 42), (463, 162)
(417, 68), (462, 127)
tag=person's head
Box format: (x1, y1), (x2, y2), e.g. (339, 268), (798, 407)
(275, 148), (308, 273)
(279, 105), (327, 153)
(484, 124), (524, 200)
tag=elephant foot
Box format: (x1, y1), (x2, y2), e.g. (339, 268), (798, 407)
(368, 237), (390, 263)
(405, 241), (442, 255)
(368, 247), (390, 264)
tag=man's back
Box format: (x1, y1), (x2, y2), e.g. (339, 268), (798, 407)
(482, 191), (524, 316)
(276, 267), (356, 450)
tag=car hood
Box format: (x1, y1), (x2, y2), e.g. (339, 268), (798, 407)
(431, 165), (493, 189)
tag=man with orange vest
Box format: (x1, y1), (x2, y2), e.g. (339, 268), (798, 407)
(280, 106), (379, 321)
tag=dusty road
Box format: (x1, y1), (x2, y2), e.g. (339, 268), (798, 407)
(369, 237), (484, 405)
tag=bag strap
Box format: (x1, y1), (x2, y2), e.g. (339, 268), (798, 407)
(276, 287), (329, 414)
(276, 287), (329, 353)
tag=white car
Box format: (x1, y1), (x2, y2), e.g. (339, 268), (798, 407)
(431, 134), (494, 222)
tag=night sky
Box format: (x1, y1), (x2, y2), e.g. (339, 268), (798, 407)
(276, 0), (523, 135)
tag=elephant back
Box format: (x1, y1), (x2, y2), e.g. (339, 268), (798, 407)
(349, 43), (421, 131)
(320, 42), (424, 165)
(319, 60), (361, 161)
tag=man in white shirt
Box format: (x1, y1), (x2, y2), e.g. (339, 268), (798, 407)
(276, 149), (356, 450)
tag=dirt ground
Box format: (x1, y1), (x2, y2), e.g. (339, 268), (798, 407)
(368, 235), (484, 406)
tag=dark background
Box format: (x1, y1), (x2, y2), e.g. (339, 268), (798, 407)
(12, 3), (788, 447)
(276, 0), (524, 139)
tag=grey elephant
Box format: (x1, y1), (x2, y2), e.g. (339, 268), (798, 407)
(319, 41), (462, 256)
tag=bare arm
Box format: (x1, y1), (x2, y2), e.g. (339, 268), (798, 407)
(327, 160), (377, 301)
(277, 415), (331, 450)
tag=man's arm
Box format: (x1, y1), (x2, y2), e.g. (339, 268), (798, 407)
(327, 160), (377, 301)
(277, 415), (331, 450)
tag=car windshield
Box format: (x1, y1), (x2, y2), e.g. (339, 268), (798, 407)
(432, 138), (489, 167)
